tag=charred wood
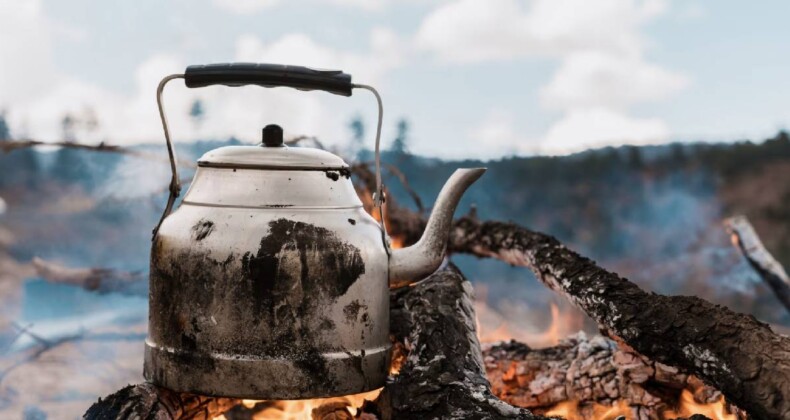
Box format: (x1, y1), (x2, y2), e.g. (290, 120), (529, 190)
(447, 217), (790, 420)
(724, 215), (790, 313)
(484, 333), (746, 420)
(83, 383), (239, 420)
(372, 263), (544, 420)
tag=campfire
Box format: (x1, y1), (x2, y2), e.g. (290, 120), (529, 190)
(78, 161), (789, 420)
(197, 184), (745, 420)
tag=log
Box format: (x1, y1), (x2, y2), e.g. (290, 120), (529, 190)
(724, 215), (790, 313)
(83, 383), (238, 419)
(483, 333), (745, 420)
(371, 263), (542, 419)
(447, 216), (790, 420)
(31, 257), (146, 296)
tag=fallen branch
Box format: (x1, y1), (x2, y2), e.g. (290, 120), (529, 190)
(446, 217), (790, 420)
(724, 215), (790, 313)
(31, 257), (146, 296)
(1, 324), (145, 387)
(0, 139), (196, 169)
(1, 136), (329, 169)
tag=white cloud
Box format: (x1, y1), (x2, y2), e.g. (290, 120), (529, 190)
(323, 0), (390, 11)
(540, 51), (689, 111)
(5, 27), (404, 148)
(466, 109), (533, 158)
(416, 0), (688, 154)
(675, 2), (706, 21)
(212, 0), (392, 14)
(9, 54), (184, 143)
(538, 107), (669, 154)
(415, 0), (668, 63)
(235, 28), (402, 85)
(211, 0), (281, 14)
(0, 0), (59, 103)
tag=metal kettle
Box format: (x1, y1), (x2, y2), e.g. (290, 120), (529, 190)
(144, 63), (485, 399)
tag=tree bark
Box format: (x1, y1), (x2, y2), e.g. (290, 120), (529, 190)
(724, 215), (790, 313)
(447, 216), (790, 420)
(484, 334), (745, 420)
(82, 383), (239, 420)
(372, 263), (543, 420)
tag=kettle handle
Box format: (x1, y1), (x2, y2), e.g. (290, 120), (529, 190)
(152, 63), (386, 242)
(184, 63), (353, 96)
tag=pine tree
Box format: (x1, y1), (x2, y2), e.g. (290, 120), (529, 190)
(0, 111), (9, 140)
(0, 110), (40, 187)
(391, 118), (410, 155)
(189, 99), (205, 127)
(348, 116), (366, 160)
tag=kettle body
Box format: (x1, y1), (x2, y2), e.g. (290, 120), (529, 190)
(145, 155), (390, 398)
(144, 63), (485, 399)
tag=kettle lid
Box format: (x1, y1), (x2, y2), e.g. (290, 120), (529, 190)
(197, 124), (348, 170)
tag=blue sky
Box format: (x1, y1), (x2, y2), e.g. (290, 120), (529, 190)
(1, 0), (788, 159)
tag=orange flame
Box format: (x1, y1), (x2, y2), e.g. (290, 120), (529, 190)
(360, 187), (405, 250)
(212, 389), (382, 420)
(538, 390), (738, 420)
(544, 399), (633, 420)
(662, 389), (737, 420)
(475, 288), (584, 348)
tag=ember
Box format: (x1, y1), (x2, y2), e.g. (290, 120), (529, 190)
(483, 333), (745, 420)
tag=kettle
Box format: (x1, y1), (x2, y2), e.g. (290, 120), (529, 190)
(144, 63), (485, 399)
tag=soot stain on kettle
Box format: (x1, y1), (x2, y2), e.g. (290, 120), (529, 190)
(241, 218), (365, 315)
(324, 167), (351, 181)
(191, 219), (215, 241)
(239, 218), (365, 389)
(343, 300), (367, 323)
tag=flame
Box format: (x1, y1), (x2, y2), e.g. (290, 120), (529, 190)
(662, 389), (737, 420)
(543, 400), (633, 420)
(475, 289), (584, 348)
(360, 187), (406, 250)
(212, 389), (381, 420)
(537, 389), (737, 420)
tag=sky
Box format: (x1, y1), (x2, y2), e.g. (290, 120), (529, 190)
(0, 0), (788, 159)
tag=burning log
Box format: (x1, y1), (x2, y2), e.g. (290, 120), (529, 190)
(446, 217), (790, 420)
(371, 263), (539, 419)
(724, 215), (790, 313)
(83, 383), (239, 419)
(484, 333), (746, 419)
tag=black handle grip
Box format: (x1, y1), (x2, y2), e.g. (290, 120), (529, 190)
(183, 63), (353, 96)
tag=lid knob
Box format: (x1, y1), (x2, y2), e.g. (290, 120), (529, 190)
(262, 124), (284, 147)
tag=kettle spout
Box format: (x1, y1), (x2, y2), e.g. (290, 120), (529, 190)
(388, 168), (486, 287)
